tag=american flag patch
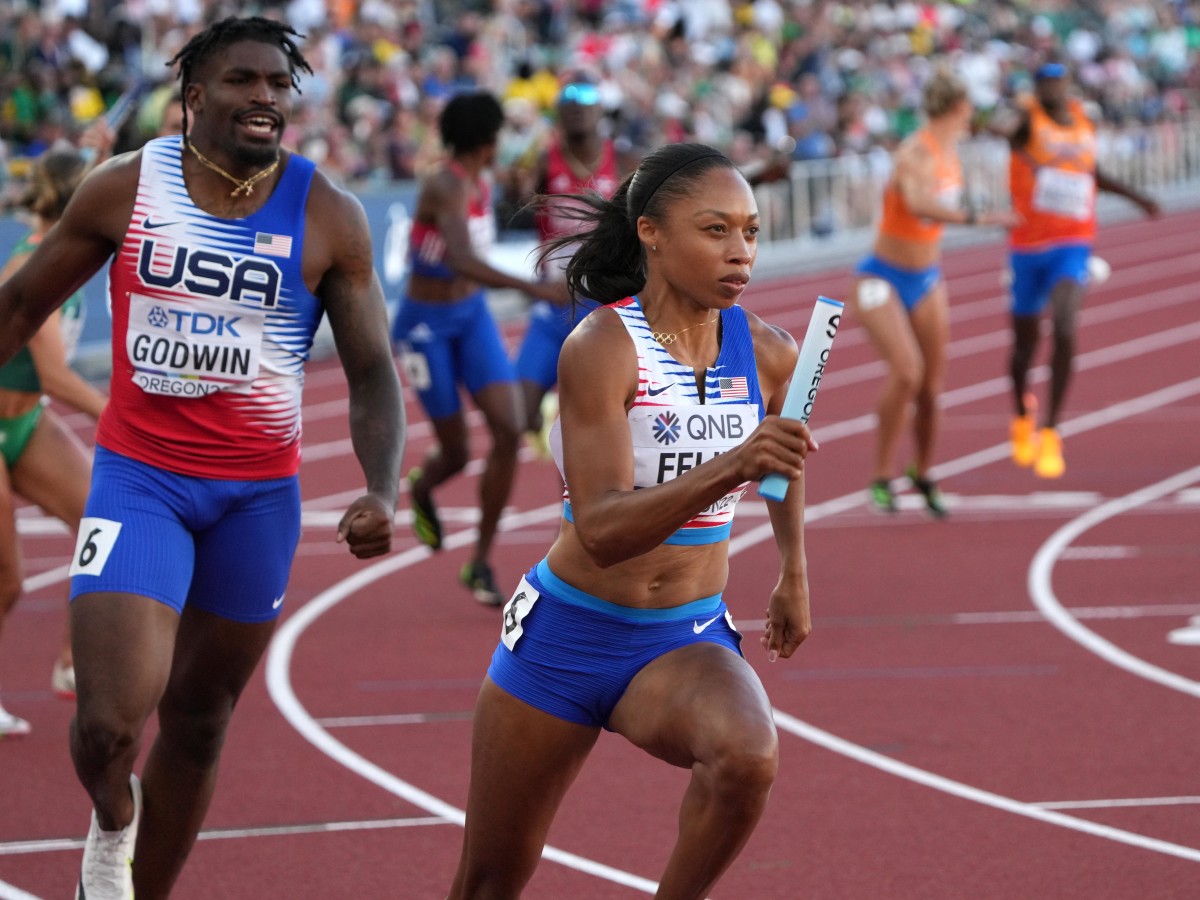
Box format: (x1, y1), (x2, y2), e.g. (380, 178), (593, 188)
(254, 232), (292, 258)
(718, 376), (749, 398)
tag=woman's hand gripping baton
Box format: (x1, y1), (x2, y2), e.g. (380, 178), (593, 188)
(758, 295), (843, 502)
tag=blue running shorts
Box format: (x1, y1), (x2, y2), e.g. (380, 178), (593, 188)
(392, 289), (517, 419)
(514, 299), (595, 390)
(69, 447), (301, 622)
(854, 255), (942, 312)
(1009, 243), (1091, 317)
(488, 558), (743, 727)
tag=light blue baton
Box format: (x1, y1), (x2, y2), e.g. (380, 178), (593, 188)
(758, 295), (843, 502)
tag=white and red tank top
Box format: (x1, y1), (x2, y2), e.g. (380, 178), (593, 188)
(99, 135), (322, 479)
(408, 161), (495, 280)
(551, 297), (764, 545)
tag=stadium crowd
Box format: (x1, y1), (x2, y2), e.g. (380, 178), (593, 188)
(1, 0), (1199, 207)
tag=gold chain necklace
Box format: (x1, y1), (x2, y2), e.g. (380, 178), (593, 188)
(187, 140), (279, 198)
(650, 312), (718, 345)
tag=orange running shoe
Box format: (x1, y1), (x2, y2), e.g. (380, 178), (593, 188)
(1034, 428), (1065, 478)
(1011, 415), (1037, 467)
(1010, 392), (1038, 467)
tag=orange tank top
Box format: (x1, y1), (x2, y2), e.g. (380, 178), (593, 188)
(1010, 97), (1097, 248)
(878, 130), (963, 245)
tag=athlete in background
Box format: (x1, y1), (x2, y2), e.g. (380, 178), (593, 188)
(1000, 61), (1159, 478)
(393, 90), (565, 606)
(851, 70), (1015, 516)
(0, 145), (107, 729)
(0, 18), (404, 898)
(512, 75), (630, 458)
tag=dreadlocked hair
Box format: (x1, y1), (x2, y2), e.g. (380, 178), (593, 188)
(166, 16), (312, 137)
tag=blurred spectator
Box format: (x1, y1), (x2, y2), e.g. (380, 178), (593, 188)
(0, 0), (1196, 196)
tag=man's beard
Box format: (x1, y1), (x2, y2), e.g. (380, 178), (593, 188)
(235, 142), (281, 168)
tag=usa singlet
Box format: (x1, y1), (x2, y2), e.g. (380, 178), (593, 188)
(551, 297), (764, 545)
(100, 136), (322, 479)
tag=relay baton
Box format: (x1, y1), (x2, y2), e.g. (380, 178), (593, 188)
(81, 78), (150, 163)
(757, 295), (843, 502)
(104, 77), (150, 131)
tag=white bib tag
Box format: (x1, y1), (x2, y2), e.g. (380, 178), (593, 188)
(627, 403), (757, 525)
(69, 517), (123, 576)
(501, 576), (540, 650)
(127, 292), (265, 397)
(1033, 167), (1093, 220)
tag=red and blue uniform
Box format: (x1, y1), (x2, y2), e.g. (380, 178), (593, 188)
(490, 297), (761, 726)
(392, 163), (515, 418)
(406, 161), (496, 280)
(70, 137), (316, 620)
(515, 140), (620, 389)
(550, 297), (764, 544)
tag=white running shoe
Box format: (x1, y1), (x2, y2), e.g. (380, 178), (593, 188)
(77, 774), (141, 899)
(0, 705), (31, 738)
(52, 660), (77, 700)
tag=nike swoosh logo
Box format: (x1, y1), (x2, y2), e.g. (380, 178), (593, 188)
(647, 383), (675, 397)
(272, 595), (285, 609)
(693, 613), (722, 634)
(142, 218), (180, 230)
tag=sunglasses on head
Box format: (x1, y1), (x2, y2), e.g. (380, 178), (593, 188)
(559, 83), (600, 106)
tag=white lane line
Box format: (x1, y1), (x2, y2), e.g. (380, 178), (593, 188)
(18, 564), (70, 594)
(0, 883), (40, 900)
(820, 272), (1200, 391)
(733, 603), (1200, 632)
(769, 709), (1200, 864)
(1028, 464), (1200, 699)
(725, 384), (1200, 862)
(265, 502), (662, 895)
(951, 604), (1200, 626)
(1033, 797), (1200, 811)
(1168, 618), (1200, 645)
(316, 713), (470, 728)
(0, 816), (451, 856)
(267, 375), (1200, 885)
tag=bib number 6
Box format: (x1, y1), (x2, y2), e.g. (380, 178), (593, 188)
(69, 517), (123, 577)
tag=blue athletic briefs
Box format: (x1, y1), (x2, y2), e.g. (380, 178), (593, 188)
(488, 559), (743, 727)
(855, 255), (942, 311)
(392, 289), (516, 418)
(69, 447), (301, 622)
(514, 299), (595, 389)
(1009, 243), (1091, 317)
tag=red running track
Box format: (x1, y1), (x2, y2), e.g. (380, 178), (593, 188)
(3, 210), (1200, 899)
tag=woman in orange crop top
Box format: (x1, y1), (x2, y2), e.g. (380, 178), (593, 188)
(851, 70), (1016, 516)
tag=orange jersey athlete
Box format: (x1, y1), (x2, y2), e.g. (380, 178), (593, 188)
(1001, 62), (1160, 478)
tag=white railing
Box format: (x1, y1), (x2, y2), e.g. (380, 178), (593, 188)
(754, 119), (1200, 247)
